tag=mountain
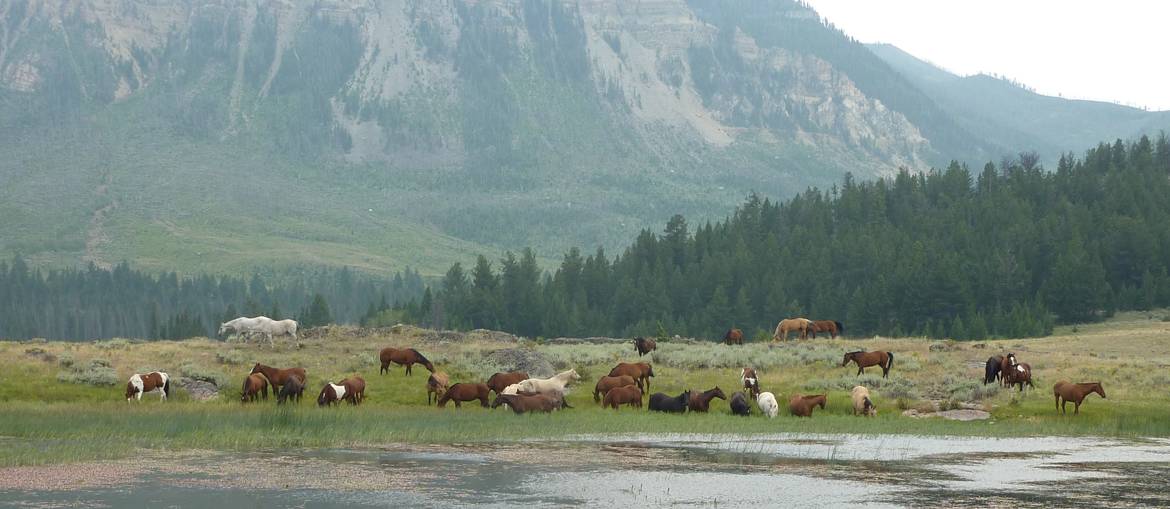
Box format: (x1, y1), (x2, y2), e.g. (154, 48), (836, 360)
(867, 43), (1170, 164)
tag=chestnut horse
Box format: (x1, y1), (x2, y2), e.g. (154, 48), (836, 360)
(125, 372), (170, 402)
(426, 372), (450, 405)
(241, 373), (268, 403)
(688, 387), (727, 412)
(379, 347), (434, 376)
(842, 351), (894, 379)
(633, 337), (657, 356)
(593, 375), (638, 402)
(773, 318), (816, 341)
(602, 385), (643, 410)
(741, 367), (761, 398)
(608, 362), (654, 393)
(789, 394), (827, 417)
(486, 371), (529, 395)
(811, 320), (844, 339)
(250, 363), (306, 398)
(723, 328), (743, 345)
(317, 376), (365, 405)
(492, 392), (562, 414)
(1053, 381), (1106, 415)
(729, 391), (752, 416)
(984, 355), (1004, 385)
(437, 383), (491, 408)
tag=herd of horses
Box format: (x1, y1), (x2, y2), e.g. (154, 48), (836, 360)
(122, 318), (1108, 418)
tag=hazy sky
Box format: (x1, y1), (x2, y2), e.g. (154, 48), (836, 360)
(804, 0), (1170, 111)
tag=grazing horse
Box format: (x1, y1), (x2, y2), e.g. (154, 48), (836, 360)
(723, 328), (744, 345)
(688, 387), (727, 412)
(633, 337), (657, 357)
(1003, 362), (1035, 392)
(811, 320), (844, 339)
(250, 363), (307, 397)
(1053, 381), (1106, 415)
(984, 355), (1005, 385)
(492, 392), (562, 414)
(842, 351), (894, 379)
(729, 391), (752, 416)
(773, 318), (816, 341)
(486, 371), (529, 395)
(317, 376), (365, 406)
(277, 376), (304, 404)
(126, 372), (170, 402)
(851, 386), (876, 417)
(594, 375), (638, 402)
(241, 373), (268, 403)
(437, 383), (491, 408)
(789, 394), (827, 417)
(378, 347), (434, 376)
(317, 382), (348, 407)
(741, 367), (761, 398)
(602, 385), (644, 410)
(648, 390), (691, 413)
(608, 363), (654, 393)
(757, 392), (779, 418)
(426, 372), (450, 405)
(516, 369), (581, 397)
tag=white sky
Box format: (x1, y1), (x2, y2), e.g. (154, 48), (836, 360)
(803, 0), (1170, 111)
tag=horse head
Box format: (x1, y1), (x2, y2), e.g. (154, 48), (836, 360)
(646, 365), (655, 377)
(712, 386), (726, 400)
(1006, 353), (1017, 366)
(1093, 382), (1106, 398)
(218, 322), (229, 335)
(842, 352), (857, 367)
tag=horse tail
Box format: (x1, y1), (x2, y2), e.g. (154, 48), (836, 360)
(163, 375), (171, 398)
(835, 321), (844, 334)
(242, 376), (250, 397)
(886, 352), (894, 371)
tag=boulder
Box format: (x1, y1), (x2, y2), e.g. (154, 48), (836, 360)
(178, 377), (219, 401)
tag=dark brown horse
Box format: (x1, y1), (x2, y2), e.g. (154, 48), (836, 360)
(602, 385), (643, 410)
(1003, 362), (1035, 392)
(984, 355), (1004, 385)
(608, 362), (655, 393)
(740, 367), (760, 398)
(491, 392), (562, 414)
(648, 390), (691, 413)
(277, 376), (304, 404)
(723, 328), (744, 345)
(241, 373), (268, 403)
(486, 371), (529, 395)
(633, 337), (657, 356)
(437, 383), (491, 408)
(729, 391), (752, 416)
(1053, 381), (1105, 415)
(789, 394), (827, 417)
(688, 387), (727, 412)
(426, 372), (450, 405)
(811, 320), (844, 339)
(842, 351), (894, 379)
(250, 363), (306, 397)
(379, 347), (434, 376)
(593, 375), (638, 402)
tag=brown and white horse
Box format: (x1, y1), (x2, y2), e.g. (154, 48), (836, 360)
(126, 372), (170, 402)
(318, 376), (366, 406)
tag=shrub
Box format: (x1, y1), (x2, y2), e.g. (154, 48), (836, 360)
(215, 349), (249, 366)
(95, 338), (132, 350)
(56, 359), (119, 386)
(57, 352), (74, 368)
(179, 363), (229, 389)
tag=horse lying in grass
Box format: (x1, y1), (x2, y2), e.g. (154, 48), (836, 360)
(842, 351), (894, 379)
(1054, 381), (1104, 414)
(789, 394), (827, 417)
(379, 347), (434, 376)
(757, 392), (779, 418)
(729, 391), (751, 416)
(602, 385), (643, 410)
(688, 387), (726, 412)
(126, 372), (170, 402)
(851, 386), (876, 417)
(486, 371), (529, 395)
(594, 375), (638, 402)
(608, 363), (654, 393)
(437, 383), (491, 408)
(649, 390), (691, 413)
(241, 373), (268, 403)
(491, 392), (562, 414)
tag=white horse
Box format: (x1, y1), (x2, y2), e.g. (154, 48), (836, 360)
(252, 316), (299, 346)
(757, 391), (779, 418)
(218, 316), (265, 342)
(516, 369), (580, 396)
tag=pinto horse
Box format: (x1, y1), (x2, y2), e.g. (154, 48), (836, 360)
(602, 385), (643, 410)
(241, 373), (268, 403)
(379, 347), (434, 376)
(648, 390), (690, 413)
(842, 351), (894, 379)
(729, 391), (752, 416)
(486, 371), (529, 395)
(250, 363), (306, 397)
(318, 376), (366, 406)
(723, 328), (744, 345)
(811, 320), (844, 339)
(608, 363), (654, 393)
(1003, 362), (1035, 392)
(688, 387), (727, 412)
(126, 372), (170, 402)
(773, 318), (816, 341)
(1053, 381), (1105, 415)
(593, 375), (638, 402)
(633, 337), (657, 356)
(984, 355), (1005, 385)
(740, 367), (761, 398)
(999, 353), (1022, 387)
(437, 383), (491, 408)
(426, 372), (450, 405)
(789, 394), (827, 417)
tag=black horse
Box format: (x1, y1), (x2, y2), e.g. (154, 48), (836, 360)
(277, 376), (304, 404)
(648, 390), (690, 413)
(729, 391), (752, 416)
(984, 355), (1004, 385)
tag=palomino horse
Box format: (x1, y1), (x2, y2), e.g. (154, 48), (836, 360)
(593, 375), (638, 402)
(486, 371), (529, 395)
(241, 373), (268, 403)
(688, 387), (727, 412)
(851, 386), (876, 416)
(984, 355), (1005, 385)
(277, 376), (304, 404)
(602, 385), (643, 410)
(250, 363), (306, 398)
(516, 369), (581, 396)
(773, 318), (816, 341)
(842, 351), (894, 379)
(1003, 362), (1035, 392)
(741, 367), (761, 398)
(126, 372), (170, 402)
(492, 392), (562, 414)
(723, 328), (744, 345)
(378, 347), (434, 376)
(437, 383), (491, 408)
(633, 337), (657, 356)
(729, 391), (751, 416)
(811, 320), (844, 339)
(1053, 381), (1105, 415)
(648, 390), (691, 412)
(426, 372), (450, 405)
(757, 392), (779, 418)
(608, 363), (654, 393)
(789, 394), (827, 417)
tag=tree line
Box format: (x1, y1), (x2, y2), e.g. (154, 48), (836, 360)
(400, 135), (1170, 341)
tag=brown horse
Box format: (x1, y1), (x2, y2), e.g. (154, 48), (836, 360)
(842, 351), (894, 379)
(125, 372), (171, 402)
(492, 392), (562, 414)
(811, 320), (844, 339)
(341, 376), (366, 405)
(723, 328), (744, 345)
(250, 363), (306, 397)
(241, 373), (268, 403)
(773, 318), (816, 341)
(1053, 381), (1105, 415)
(593, 375), (638, 402)
(688, 387), (727, 412)
(378, 347), (434, 376)
(608, 362), (655, 393)
(789, 394), (827, 417)
(602, 385), (643, 410)
(277, 376), (304, 404)
(741, 367), (760, 398)
(633, 337), (657, 356)
(486, 371), (529, 395)
(426, 372), (450, 405)
(999, 353), (1023, 387)
(1003, 362), (1035, 392)
(437, 383), (491, 408)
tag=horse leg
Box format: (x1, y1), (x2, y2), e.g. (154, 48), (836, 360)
(406, 364), (411, 376)
(1074, 401), (1080, 415)
(856, 366), (863, 376)
(1056, 395), (1062, 414)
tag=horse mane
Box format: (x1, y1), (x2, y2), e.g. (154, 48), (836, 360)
(409, 348), (430, 365)
(845, 350), (865, 356)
